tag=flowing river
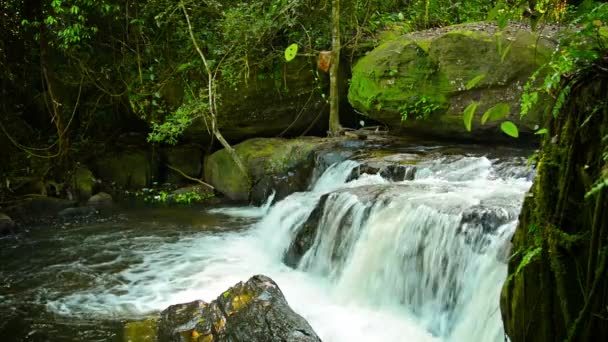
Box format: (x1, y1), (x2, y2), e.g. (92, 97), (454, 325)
(0, 143), (533, 341)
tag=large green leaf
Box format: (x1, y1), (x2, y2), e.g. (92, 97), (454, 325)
(463, 102), (479, 132)
(500, 121), (519, 138)
(284, 43), (298, 62)
(481, 103), (511, 125)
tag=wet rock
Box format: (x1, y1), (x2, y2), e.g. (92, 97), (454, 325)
(0, 212), (15, 235)
(158, 275), (321, 342)
(204, 137), (324, 203)
(87, 192), (113, 208)
(457, 205), (514, 253)
(284, 196), (327, 268)
(58, 206), (98, 219)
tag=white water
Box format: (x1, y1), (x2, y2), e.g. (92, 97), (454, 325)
(46, 155), (532, 341)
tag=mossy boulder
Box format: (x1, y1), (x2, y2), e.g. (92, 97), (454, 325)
(348, 23), (554, 139)
(157, 275), (321, 342)
(204, 137), (324, 203)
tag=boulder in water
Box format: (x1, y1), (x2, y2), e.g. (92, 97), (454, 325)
(157, 275), (320, 342)
(204, 137), (324, 203)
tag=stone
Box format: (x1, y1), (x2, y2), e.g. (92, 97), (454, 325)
(185, 57), (328, 141)
(348, 23), (554, 140)
(204, 137), (324, 203)
(87, 192), (113, 208)
(158, 275), (321, 342)
(0, 212), (15, 235)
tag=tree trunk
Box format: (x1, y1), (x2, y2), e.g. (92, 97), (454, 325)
(180, 3), (249, 180)
(328, 0), (341, 135)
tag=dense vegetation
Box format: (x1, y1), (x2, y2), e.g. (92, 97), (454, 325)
(0, 0), (575, 188)
(2, 0), (608, 341)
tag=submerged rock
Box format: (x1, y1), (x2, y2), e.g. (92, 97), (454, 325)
(348, 23), (553, 140)
(157, 275), (321, 342)
(4, 195), (76, 221)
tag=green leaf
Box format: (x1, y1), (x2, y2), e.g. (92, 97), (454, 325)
(481, 103), (511, 125)
(500, 121), (519, 138)
(501, 43), (512, 63)
(463, 102), (479, 132)
(535, 128), (549, 135)
(466, 74), (486, 90)
(284, 43), (298, 62)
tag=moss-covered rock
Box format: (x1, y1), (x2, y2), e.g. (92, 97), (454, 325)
(500, 59), (608, 341)
(204, 137), (324, 203)
(185, 57), (327, 141)
(348, 23), (554, 139)
(157, 275), (321, 342)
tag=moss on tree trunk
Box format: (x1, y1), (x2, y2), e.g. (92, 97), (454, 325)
(501, 54), (608, 341)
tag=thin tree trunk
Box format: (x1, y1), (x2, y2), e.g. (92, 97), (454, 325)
(180, 2), (248, 179)
(328, 0), (341, 135)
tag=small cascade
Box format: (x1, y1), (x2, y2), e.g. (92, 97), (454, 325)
(269, 154), (532, 341)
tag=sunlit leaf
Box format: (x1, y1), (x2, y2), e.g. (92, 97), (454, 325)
(463, 102), (479, 132)
(500, 121), (519, 138)
(284, 43), (298, 62)
(481, 103), (510, 125)
(466, 74), (486, 90)
(535, 128), (549, 135)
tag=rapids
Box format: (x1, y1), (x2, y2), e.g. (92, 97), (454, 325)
(0, 148), (533, 341)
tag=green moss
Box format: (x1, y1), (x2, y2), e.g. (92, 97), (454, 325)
(204, 137), (321, 201)
(123, 318), (158, 342)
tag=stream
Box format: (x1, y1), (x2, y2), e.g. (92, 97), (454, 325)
(0, 143), (534, 341)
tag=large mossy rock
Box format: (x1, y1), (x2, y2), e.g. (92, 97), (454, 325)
(348, 23), (554, 139)
(500, 59), (608, 341)
(186, 58), (327, 141)
(204, 137), (324, 203)
(157, 275), (321, 342)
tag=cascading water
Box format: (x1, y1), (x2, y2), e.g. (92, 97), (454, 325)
(0, 148), (533, 341)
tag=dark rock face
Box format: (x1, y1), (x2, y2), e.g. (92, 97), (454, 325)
(158, 275), (321, 342)
(58, 206), (99, 219)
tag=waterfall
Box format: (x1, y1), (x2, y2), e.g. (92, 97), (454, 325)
(257, 155), (532, 341)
